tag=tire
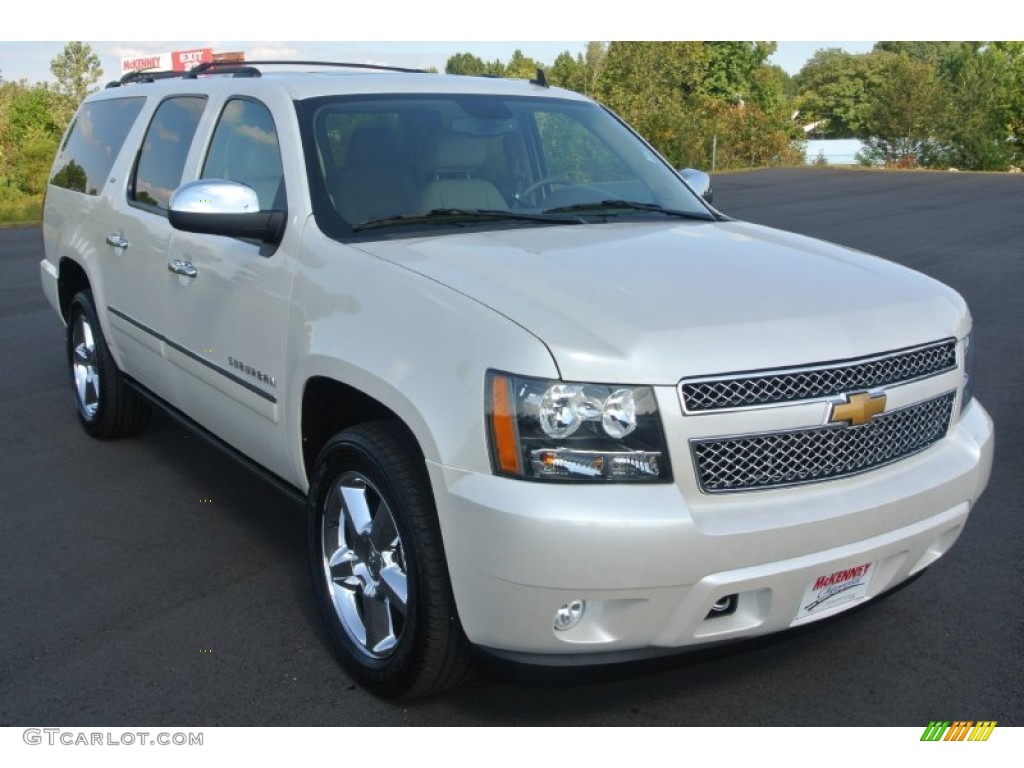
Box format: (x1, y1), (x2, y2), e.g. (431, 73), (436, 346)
(66, 290), (151, 439)
(307, 421), (472, 699)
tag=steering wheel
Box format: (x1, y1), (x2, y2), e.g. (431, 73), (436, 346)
(513, 176), (573, 207)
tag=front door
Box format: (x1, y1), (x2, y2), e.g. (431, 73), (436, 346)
(161, 97), (294, 477)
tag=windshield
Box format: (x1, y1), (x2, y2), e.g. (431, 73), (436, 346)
(297, 93), (713, 239)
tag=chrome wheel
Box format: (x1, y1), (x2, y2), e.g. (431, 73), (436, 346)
(321, 471), (408, 659)
(71, 312), (100, 421)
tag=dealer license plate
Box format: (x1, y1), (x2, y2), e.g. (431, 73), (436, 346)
(795, 561), (875, 621)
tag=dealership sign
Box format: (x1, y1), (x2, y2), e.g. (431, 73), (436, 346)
(121, 48), (213, 73)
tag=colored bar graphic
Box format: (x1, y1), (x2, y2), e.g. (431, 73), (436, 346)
(920, 720), (996, 741)
(921, 721), (950, 741)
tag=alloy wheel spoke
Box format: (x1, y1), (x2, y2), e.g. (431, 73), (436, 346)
(340, 484), (374, 536)
(332, 590), (366, 646)
(378, 563), (408, 615)
(74, 342), (91, 364)
(81, 320), (95, 353)
(362, 593), (396, 653)
(86, 368), (100, 400)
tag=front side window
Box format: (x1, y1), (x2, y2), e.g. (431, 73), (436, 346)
(202, 98), (284, 210)
(297, 94), (712, 240)
(50, 97), (145, 195)
(131, 96), (206, 210)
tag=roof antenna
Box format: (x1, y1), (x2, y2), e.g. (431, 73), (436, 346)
(530, 68), (549, 88)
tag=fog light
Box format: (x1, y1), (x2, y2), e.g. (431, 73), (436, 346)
(706, 594), (737, 618)
(553, 600), (586, 631)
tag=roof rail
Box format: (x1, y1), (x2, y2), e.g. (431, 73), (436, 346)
(192, 60), (429, 75)
(105, 59), (429, 88)
(105, 65), (260, 88)
(182, 65), (261, 79)
(106, 69), (181, 88)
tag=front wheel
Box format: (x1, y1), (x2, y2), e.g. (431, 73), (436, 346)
(307, 422), (472, 698)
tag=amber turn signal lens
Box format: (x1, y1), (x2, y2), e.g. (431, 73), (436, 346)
(490, 374), (522, 475)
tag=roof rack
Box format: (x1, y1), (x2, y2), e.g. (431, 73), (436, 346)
(106, 59), (429, 87)
(199, 60), (430, 74)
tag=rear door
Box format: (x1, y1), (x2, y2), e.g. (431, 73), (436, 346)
(102, 94), (207, 397)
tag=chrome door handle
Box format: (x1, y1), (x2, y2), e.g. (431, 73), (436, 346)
(167, 259), (198, 279)
(106, 233), (129, 249)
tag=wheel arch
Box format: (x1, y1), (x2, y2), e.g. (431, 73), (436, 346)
(300, 374), (435, 488)
(57, 257), (91, 322)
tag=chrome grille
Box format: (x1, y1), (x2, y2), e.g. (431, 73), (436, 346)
(691, 392), (955, 493)
(681, 340), (956, 412)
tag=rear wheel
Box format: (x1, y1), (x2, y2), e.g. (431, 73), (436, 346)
(66, 290), (150, 438)
(307, 421), (472, 698)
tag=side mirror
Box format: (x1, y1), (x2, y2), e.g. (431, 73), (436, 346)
(679, 168), (714, 204)
(168, 179), (285, 244)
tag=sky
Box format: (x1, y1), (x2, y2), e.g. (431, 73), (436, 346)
(2, 1), (999, 85)
(0, 2), (1003, 85)
(0, 40), (879, 85)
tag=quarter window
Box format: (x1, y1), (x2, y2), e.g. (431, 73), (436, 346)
(131, 96), (206, 210)
(50, 97), (145, 195)
(202, 98), (284, 210)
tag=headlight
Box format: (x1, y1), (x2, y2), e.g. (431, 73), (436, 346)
(961, 332), (975, 413)
(486, 371), (671, 482)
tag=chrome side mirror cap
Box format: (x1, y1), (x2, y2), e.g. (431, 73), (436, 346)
(680, 168), (714, 204)
(168, 179), (284, 244)
(170, 178), (261, 214)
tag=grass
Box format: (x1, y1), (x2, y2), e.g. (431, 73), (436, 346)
(0, 193), (43, 227)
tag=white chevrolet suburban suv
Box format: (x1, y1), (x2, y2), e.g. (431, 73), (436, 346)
(40, 61), (994, 698)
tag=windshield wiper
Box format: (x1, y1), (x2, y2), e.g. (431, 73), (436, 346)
(543, 199), (714, 221)
(352, 208), (585, 232)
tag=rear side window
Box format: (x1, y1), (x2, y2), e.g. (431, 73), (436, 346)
(50, 97), (145, 195)
(130, 96), (206, 210)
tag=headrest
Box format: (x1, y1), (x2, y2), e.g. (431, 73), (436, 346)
(433, 135), (488, 169)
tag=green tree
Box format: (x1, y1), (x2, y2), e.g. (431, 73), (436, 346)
(17, 132), (60, 194)
(581, 41), (607, 96)
(0, 78), (63, 222)
(703, 41), (777, 105)
(0, 83), (61, 185)
(931, 43), (1017, 170)
(594, 41), (797, 170)
(859, 53), (943, 166)
(873, 41), (961, 66)
(549, 51), (586, 91)
(504, 49), (541, 80)
(537, 44), (605, 94)
(594, 42), (711, 166)
(993, 41), (1024, 165)
(794, 48), (876, 137)
(445, 52), (486, 75)
(49, 41), (102, 125)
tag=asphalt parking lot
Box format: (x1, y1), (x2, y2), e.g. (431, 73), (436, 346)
(1, 168), (1021, 726)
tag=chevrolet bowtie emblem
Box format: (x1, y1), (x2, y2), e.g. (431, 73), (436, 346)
(829, 391), (887, 426)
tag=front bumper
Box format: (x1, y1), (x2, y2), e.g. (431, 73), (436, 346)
(428, 399), (993, 658)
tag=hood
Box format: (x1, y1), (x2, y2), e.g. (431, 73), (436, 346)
(354, 220), (968, 384)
